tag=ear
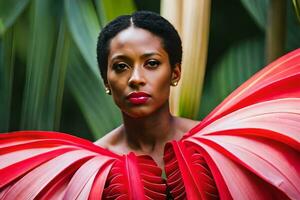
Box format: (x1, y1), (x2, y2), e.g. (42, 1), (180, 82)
(171, 63), (181, 83)
(104, 82), (110, 89)
(104, 82), (112, 95)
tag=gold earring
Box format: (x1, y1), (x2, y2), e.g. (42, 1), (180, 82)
(105, 87), (111, 95)
(171, 81), (178, 86)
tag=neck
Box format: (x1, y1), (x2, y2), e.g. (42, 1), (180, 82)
(121, 101), (176, 153)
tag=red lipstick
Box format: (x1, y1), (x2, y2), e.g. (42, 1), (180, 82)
(127, 92), (150, 104)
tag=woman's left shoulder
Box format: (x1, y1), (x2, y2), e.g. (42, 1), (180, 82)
(174, 117), (200, 133)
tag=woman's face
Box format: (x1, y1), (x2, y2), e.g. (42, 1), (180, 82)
(106, 27), (180, 118)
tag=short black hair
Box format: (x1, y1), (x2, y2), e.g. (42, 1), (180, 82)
(97, 10), (182, 83)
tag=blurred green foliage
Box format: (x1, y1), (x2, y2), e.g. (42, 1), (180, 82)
(0, 0), (299, 140)
(199, 0), (300, 118)
(0, 0), (135, 140)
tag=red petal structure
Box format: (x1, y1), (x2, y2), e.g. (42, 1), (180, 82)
(164, 48), (300, 200)
(0, 131), (166, 199)
(1, 49), (300, 199)
(0, 131), (118, 199)
(103, 153), (166, 200)
(164, 141), (219, 200)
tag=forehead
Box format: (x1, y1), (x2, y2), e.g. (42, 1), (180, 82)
(108, 27), (167, 58)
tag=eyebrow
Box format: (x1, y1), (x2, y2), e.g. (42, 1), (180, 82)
(110, 52), (162, 61)
(141, 52), (162, 58)
(110, 55), (129, 61)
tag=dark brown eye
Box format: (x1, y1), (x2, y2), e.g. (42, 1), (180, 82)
(146, 60), (160, 69)
(113, 62), (129, 72)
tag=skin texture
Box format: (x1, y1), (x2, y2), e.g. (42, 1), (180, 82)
(95, 26), (199, 169)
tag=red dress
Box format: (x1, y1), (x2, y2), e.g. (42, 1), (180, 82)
(1, 49), (300, 199)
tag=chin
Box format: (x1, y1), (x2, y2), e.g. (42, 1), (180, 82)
(121, 99), (169, 118)
(124, 110), (152, 118)
(122, 107), (156, 118)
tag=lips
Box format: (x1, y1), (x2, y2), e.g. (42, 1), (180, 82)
(127, 92), (150, 104)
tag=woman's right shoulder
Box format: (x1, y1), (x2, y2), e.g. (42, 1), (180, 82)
(94, 125), (124, 149)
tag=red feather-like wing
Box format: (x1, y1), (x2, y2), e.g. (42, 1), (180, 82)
(0, 131), (119, 199)
(0, 131), (167, 199)
(165, 49), (300, 199)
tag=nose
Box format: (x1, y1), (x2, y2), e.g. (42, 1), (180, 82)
(128, 67), (146, 88)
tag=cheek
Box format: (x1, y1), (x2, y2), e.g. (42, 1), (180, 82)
(107, 74), (127, 105)
(158, 76), (171, 93)
(107, 69), (127, 91)
(151, 69), (172, 98)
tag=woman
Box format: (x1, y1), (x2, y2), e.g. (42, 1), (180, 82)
(0, 11), (300, 200)
(94, 11), (199, 169)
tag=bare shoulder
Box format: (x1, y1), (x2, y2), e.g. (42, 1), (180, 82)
(94, 125), (124, 149)
(174, 117), (200, 133)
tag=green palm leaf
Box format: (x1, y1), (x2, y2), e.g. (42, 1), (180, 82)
(45, 19), (70, 130)
(240, 0), (269, 30)
(0, 0), (30, 35)
(286, 0), (300, 51)
(20, 0), (57, 129)
(64, 0), (100, 75)
(240, 0), (300, 52)
(292, 0), (300, 22)
(199, 38), (265, 118)
(0, 29), (15, 132)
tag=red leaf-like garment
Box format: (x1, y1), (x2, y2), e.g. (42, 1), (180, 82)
(0, 131), (117, 199)
(0, 131), (166, 199)
(103, 153), (166, 200)
(164, 48), (300, 199)
(1, 49), (300, 199)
